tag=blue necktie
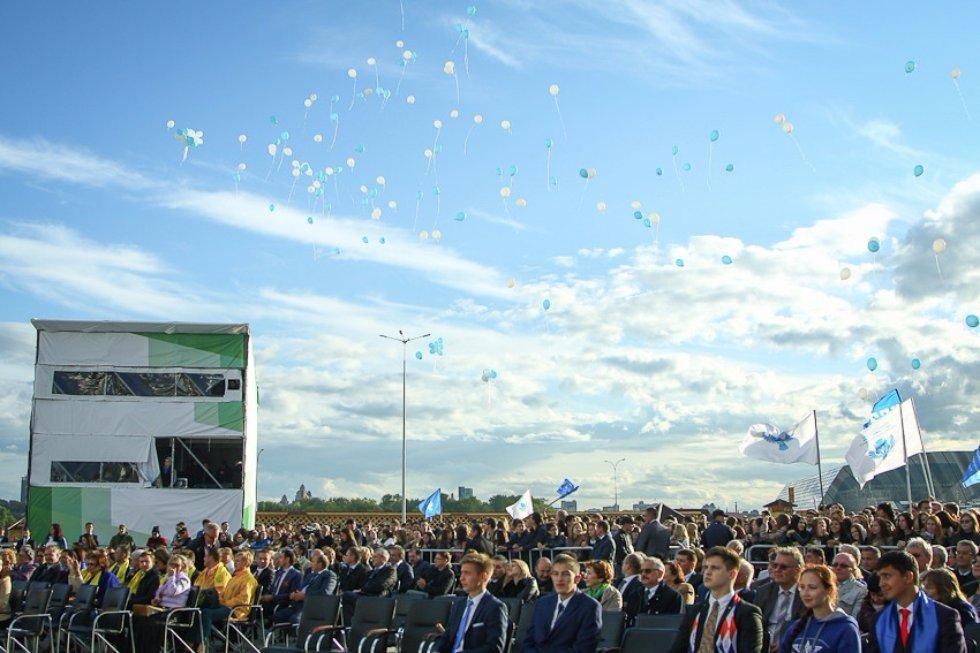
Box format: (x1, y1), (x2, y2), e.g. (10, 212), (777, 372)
(453, 600), (474, 653)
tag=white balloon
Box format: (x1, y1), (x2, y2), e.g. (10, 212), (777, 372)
(387, 200), (397, 209)
(282, 146), (293, 156)
(549, 84), (560, 96)
(630, 200), (641, 210)
(406, 95), (416, 105)
(443, 61), (456, 75)
(840, 267), (851, 281)
(304, 98), (312, 108)
(238, 134), (247, 143)
(507, 278), (517, 288)
(313, 134), (323, 143)
(433, 119), (442, 129)
(473, 114), (483, 124)
(516, 198), (527, 208)
(597, 201), (606, 212)
(419, 230), (429, 240)
(377, 175), (386, 185)
(347, 68), (357, 78)
(371, 208), (382, 219)
(367, 57), (377, 65)
(501, 119), (511, 131)
(346, 157), (356, 167)
(166, 119), (175, 129)
(450, 109), (459, 119)
(237, 163), (246, 171)
(432, 229), (442, 241)
(500, 187), (511, 198)
(932, 238), (947, 254)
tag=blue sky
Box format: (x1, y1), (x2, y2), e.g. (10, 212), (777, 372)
(1, 1), (978, 510)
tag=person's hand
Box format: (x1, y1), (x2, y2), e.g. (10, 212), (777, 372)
(259, 594), (271, 603)
(416, 579), (426, 588)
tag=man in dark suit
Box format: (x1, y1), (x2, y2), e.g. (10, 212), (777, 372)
(486, 556), (508, 597)
(866, 550), (967, 653)
(590, 520), (616, 564)
(617, 553), (645, 605)
(339, 547), (368, 592)
(634, 507), (670, 560)
(676, 549), (703, 590)
(343, 548), (398, 623)
(611, 517), (636, 572)
(390, 545), (415, 593)
(416, 551), (456, 597)
(275, 550), (338, 624)
(753, 547), (805, 648)
(702, 510), (737, 549)
(260, 549), (302, 617)
(523, 554), (601, 653)
(408, 547), (433, 584)
(436, 553), (507, 653)
(15, 528), (36, 552)
(252, 549), (275, 595)
(32, 545), (70, 585)
(127, 551), (162, 608)
(669, 547), (764, 653)
(624, 556), (683, 627)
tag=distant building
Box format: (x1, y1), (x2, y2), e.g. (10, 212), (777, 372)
(458, 486), (474, 500)
(560, 500), (578, 512)
(602, 505), (620, 512)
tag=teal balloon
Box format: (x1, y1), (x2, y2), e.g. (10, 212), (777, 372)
(434, 144), (443, 154)
(280, 131), (290, 141)
(671, 145), (679, 156)
(542, 299), (551, 310)
(330, 94), (340, 102)
(355, 145), (366, 153)
(269, 203), (275, 212)
(509, 164), (518, 176)
(579, 168), (589, 178)
(369, 188), (378, 198)
(307, 216), (313, 224)
(683, 162), (692, 171)
(332, 247), (341, 255)
(911, 358), (921, 370)
(416, 191), (424, 200)
(967, 314), (979, 328)
(725, 163), (734, 172)
(379, 237), (386, 244)
(269, 115), (278, 124)
(643, 218), (652, 227)
(913, 164), (924, 177)
(866, 357), (878, 372)
(232, 173), (241, 182)
(300, 163), (310, 172)
(675, 258), (684, 267)
(432, 185), (441, 195)
(361, 236), (369, 243)
(467, 5), (476, 16)
(489, 370), (497, 379)
(550, 176), (559, 186)
(867, 238), (880, 253)
(415, 351), (423, 360)
(330, 112), (339, 122)
(655, 168), (663, 176)
(710, 129), (719, 142)
(633, 211), (643, 220)
(721, 255), (732, 265)
(495, 167), (503, 176)
(455, 211), (466, 221)
(905, 60), (916, 73)
(545, 138), (553, 148)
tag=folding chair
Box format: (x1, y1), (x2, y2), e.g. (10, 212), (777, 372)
(260, 595), (342, 653)
(395, 599), (451, 653)
(5, 586), (53, 653)
(90, 586), (133, 653)
(57, 584), (98, 653)
(633, 613), (683, 631)
(619, 627), (675, 653)
(163, 587), (202, 653)
(508, 604), (534, 653)
(219, 587), (269, 653)
(598, 611), (625, 650)
(308, 596), (395, 653)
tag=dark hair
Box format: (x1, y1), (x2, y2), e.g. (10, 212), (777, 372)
(877, 550), (918, 583)
(704, 546), (741, 571)
(460, 552), (493, 576)
(50, 523), (64, 538)
(279, 549), (295, 564)
(876, 502), (896, 522)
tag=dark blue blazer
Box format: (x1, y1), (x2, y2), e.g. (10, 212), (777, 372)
(523, 591), (601, 653)
(394, 560), (415, 593)
(591, 535), (615, 563)
(270, 567), (302, 606)
(437, 592), (507, 653)
(304, 569), (338, 597)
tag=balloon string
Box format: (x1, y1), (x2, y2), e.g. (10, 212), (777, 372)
(348, 77), (357, 111)
(464, 39), (470, 78)
(264, 157), (275, 182)
(463, 125), (475, 155)
(953, 79), (973, 121)
(789, 134), (816, 172)
(453, 73), (460, 106)
(330, 120), (340, 151)
(706, 142), (713, 191)
(935, 254), (945, 282)
(502, 198), (511, 220)
(395, 65), (407, 98)
(672, 156), (685, 193)
(553, 98), (568, 141)
(413, 199), (420, 232)
(287, 177), (297, 207)
(374, 65), (380, 95)
(577, 179), (589, 210)
(181, 146), (188, 164)
(399, 0), (405, 30)
(546, 150), (551, 192)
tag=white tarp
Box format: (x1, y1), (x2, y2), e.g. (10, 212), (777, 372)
(31, 434), (159, 486)
(110, 488), (244, 541)
(32, 399), (242, 437)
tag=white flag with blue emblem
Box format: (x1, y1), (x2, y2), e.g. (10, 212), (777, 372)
(740, 411), (818, 464)
(506, 489), (534, 520)
(845, 398), (923, 488)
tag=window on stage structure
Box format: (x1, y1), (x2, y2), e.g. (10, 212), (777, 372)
(51, 371), (227, 398)
(176, 373), (226, 397)
(50, 461), (142, 483)
(154, 437), (244, 490)
(110, 372), (176, 396)
(52, 371), (106, 395)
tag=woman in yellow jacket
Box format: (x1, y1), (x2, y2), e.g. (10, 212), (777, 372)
(193, 549), (257, 653)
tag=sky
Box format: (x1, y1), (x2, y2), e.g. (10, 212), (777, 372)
(0, 1), (978, 511)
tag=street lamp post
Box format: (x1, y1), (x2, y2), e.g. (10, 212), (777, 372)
(604, 457), (626, 510)
(380, 330), (430, 523)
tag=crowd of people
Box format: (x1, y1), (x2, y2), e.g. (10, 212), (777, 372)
(0, 497), (978, 652)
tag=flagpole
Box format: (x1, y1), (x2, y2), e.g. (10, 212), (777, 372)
(813, 410), (825, 505)
(898, 400), (913, 509)
(909, 398), (936, 499)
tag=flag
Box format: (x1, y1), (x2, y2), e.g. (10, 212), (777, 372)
(506, 490), (534, 520)
(418, 488), (442, 519)
(963, 448), (980, 488)
(556, 479), (579, 498)
(864, 389), (901, 427)
(740, 411), (818, 464)
(845, 398), (923, 488)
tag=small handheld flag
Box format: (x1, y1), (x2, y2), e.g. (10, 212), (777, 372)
(556, 479), (579, 498)
(418, 488), (442, 519)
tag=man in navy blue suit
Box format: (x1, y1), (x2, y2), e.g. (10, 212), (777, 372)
(590, 520), (616, 564)
(523, 554), (601, 653)
(260, 549), (302, 618)
(436, 553), (507, 653)
(274, 549), (338, 625)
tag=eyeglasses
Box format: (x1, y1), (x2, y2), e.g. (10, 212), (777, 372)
(640, 568), (657, 574)
(772, 563), (798, 570)
(831, 563), (853, 569)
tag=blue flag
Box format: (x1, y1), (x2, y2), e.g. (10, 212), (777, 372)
(864, 389), (901, 427)
(418, 488), (442, 519)
(556, 479), (579, 498)
(963, 448), (980, 488)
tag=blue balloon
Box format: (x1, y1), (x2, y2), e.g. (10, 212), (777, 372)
(579, 168), (589, 178)
(416, 191), (424, 200)
(868, 238), (880, 253)
(675, 258), (685, 267)
(369, 188), (377, 198)
(543, 299), (551, 310)
(455, 22), (464, 33)
(655, 168), (663, 176)
(545, 138), (553, 148)
(307, 216), (313, 224)
(330, 94), (340, 102)
(489, 370), (497, 379)
(671, 145), (679, 156)
(269, 115), (278, 124)
(722, 255), (732, 265)
(509, 164), (518, 176)
(967, 314), (979, 328)
(332, 247), (341, 255)
(415, 351), (423, 360)
(911, 358), (921, 370)
(550, 176), (559, 186)
(633, 211), (642, 220)
(905, 60), (916, 74)
(280, 131), (290, 141)
(434, 144), (443, 154)
(725, 163), (734, 172)
(866, 357), (878, 372)
(330, 112), (339, 122)
(496, 167), (503, 177)
(643, 218), (652, 227)
(913, 164), (924, 177)
(269, 203), (275, 212)
(355, 145), (366, 153)
(432, 185), (441, 195)
(710, 129), (719, 142)
(232, 173), (241, 182)
(683, 163), (692, 171)
(379, 237), (386, 244)
(467, 5), (476, 16)
(361, 236), (369, 244)
(455, 211), (466, 221)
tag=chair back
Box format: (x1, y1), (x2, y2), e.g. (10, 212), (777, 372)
(621, 627), (675, 653)
(509, 603), (535, 653)
(8, 586), (26, 613)
(599, 611), (625, 649)
(400, 599), (452, 653)
(347, 596), (396, 652)
(393, 592), (423, 630)
(22, 586), (53, 615)
(962, 622), (979, 653)
(499, 597), (523, 626)
(47, 583), (72, 623)
(73, 584), (99, 611)
(95, 586), (131, 630)
(295, 595), (342, 643)
(634, 612), (683, 631)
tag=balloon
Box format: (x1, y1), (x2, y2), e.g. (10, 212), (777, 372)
(952, 67), (961, 79)
(911, 358), (921, 370)
(932, 238), (946, 254)
(495, 166), (503, 177)
(402, 50), (413, 60)
(967, 315), (979, 328)
(840, 267), (851, 280)
(587, 167), (597, 178)
(455, 211), (466, 221)
(913, 164), (924, 177)
(387, 200), (397, 209)
(406, 95), (416, 105)
(542, 299), (551, 310)
(507, 278), (517, 288)
(501, 119), (511, 131)
(237, 163), (246, 171)
(550, 176), (559, 187)
(774, 114), (785, 124)
(304, 98), (312, 108)
(721, 255), (732, 265)
(633, 211), (643, 220)
(307, 216), (313, 224)
(710, 129), (719, 142)
(432, 230), (441, 241)
(467, 5), (476, 16)
(675, 258), (685, 267)
(782, 122), (794, 134)
(376, 175), (386, 185)
(347, 68), (357, 78)
(474, 114), (483, 124)
(549, 84), (560, 96)
(682, 163), (692, 171)
(545, 138), (553, 148)
(509, 164), (518, 176)
(905, 60), (916, 74)
(671, 145), (679, 156)
(726, 163), (734, 172)
(858, 387), (868, 400)
(313, 134), (323, 143)
(500, 187), (511, 198)
(655, 168), (663, 176)
(419, 231), (429, 240)
(866, 357), (878, 372)
(515, 198), (527, 208)
(630, 200), (641, 210)
(579, 168), (589, 178)
(395, 39), (404, 48)
(597, 201), (606, 212)
(416, 191), (424, 200)
(361, 236), (369, 243)
(166, 119), (175, 129)
(443, 61), (456, 75)
(867, 238), (880, 253)
(371, 207), (382, 219)
(415, 351), (423, 360)
(379, 237), (386, 244)
(425, 149), (433, 159)
(346, 157), (356, 167)
(282, 146), (293, 156)
(269, 203), (275, 212)
(450, 109), (459, 118)
(649, 212), (660, 224)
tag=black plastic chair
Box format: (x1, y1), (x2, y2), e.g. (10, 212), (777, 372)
(310, 596), (395, 653)
(91, 586), (133, 653)
(396, 599), (451, 653)
(598, 611), (625, 650)
(619, 627), (676, 653)
(962, 623), (979, 653)
(392, 593), (423, 632)
(508, 604), (535, 653)
(58, 584), (98, 653)
(261, 595), (342, 653)
(498, 598), (523, 627)
(633, 613), (683, 631)
(5, 586), (53, 653)
(163, 586), (202, 653)
(220, 587), (267, 653)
